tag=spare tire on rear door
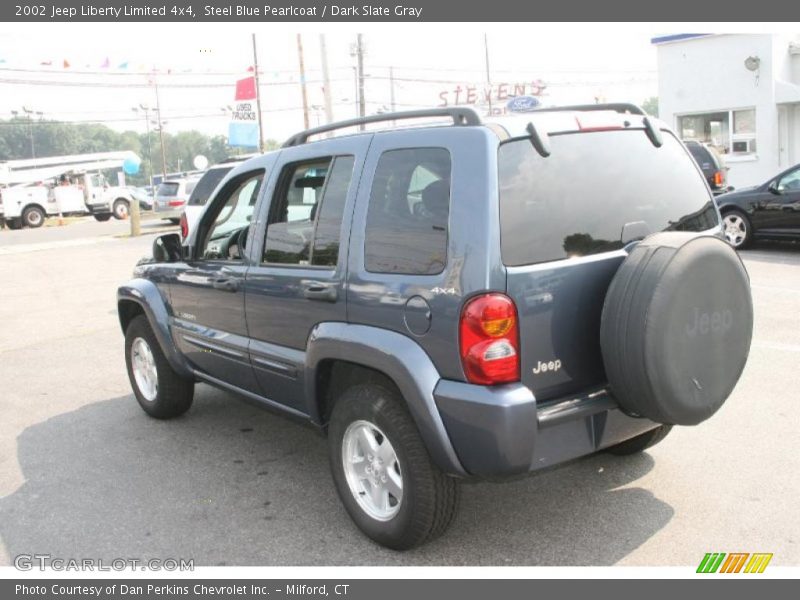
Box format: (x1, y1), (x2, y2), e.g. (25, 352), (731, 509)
(600, 232), (753, 426)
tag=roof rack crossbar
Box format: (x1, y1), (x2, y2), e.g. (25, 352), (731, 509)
(531, 103), (646, 116)
(281, 107), (482, 147)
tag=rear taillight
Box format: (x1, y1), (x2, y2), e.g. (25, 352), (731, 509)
(168, 200), (186, 207)
(179, 212), (188, 239)
(459, 293), (520, 385)
(714, 171), (724, 187)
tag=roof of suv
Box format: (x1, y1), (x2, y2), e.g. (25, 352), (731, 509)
(278, 104), (663, 150)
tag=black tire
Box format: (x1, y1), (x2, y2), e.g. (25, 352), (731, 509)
(600, 233), (753, 425)
(22, 206), (45, 228)
(7, 218), (22, 230)
(124, 315), (194, 419)
(328, 383), (459, 550)
(605, 425), (672, 456)
(93, 213), (112, 222)
(113, 199), (130, 220)
(721, 209), (752, 249)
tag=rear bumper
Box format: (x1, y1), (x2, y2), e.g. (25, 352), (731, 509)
(434, 380), (659, 478)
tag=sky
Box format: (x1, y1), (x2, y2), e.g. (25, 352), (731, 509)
(0, 23), (666, 145)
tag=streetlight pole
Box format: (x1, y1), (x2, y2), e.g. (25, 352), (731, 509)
(133, 104), (156, 199)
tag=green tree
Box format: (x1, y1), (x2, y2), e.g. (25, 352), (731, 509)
(0, 118), (247, 186)
(642, 97), (659, 117)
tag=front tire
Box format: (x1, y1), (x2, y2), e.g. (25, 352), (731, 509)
(605, 425), (672, 456)
(124, 315), (194, 419)
(113, 199), (130, 220)
(22, 206), (45, 228)
(328, 383), (459, 550)
(722, 209), (752, 249)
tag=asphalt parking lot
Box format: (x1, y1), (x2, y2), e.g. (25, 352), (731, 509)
(0, 221), (798, 566)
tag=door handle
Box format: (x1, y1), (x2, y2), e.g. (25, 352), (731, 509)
(212, 276), (239, 292)
(302, 282), (338, 302)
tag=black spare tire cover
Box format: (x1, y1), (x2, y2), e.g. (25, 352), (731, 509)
(600, 232), (753, 425)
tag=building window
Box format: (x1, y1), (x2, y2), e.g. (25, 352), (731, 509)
(678, 109), (757, 156)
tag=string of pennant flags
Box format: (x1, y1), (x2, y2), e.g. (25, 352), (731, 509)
(0, 55), (352, 79)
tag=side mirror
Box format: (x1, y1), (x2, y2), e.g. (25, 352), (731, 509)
(152, 233), (183, 263)
(768, 181), (782, 195)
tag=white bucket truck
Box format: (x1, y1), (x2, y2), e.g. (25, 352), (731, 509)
(0, 152), (138, 229)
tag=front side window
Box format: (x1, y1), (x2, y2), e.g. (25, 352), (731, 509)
(778, 167), (800, 192)
(200, 172), (264, 260)
(364, 148), (451, 275)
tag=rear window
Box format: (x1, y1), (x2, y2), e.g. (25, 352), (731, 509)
(157, 182), (179, 197)
(188, 167), (234, 206)
(498, 130), (718, 267)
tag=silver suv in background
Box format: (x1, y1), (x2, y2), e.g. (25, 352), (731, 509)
(154, 177), (200, 224)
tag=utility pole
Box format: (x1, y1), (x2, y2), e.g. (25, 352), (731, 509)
(484, 33), (493, 116)
(297, 34), (310, 130)
(319, 34), (334, 126)
(251, 33), (265, 152)
(389, 66), (396, 112)
(356, 34), (366, 128)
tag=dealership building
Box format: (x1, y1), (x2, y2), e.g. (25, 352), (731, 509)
(653, 33), (800, 189)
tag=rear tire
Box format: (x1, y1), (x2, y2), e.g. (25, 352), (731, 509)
(22, 206), (45, 228)
(605, 425), (672, 456)
(93, 213), (112, 222)
(328, 382), (459, 550)
(7, 218), (22, 230)
(124, 315), (194, 419)
(113, 199), (130, 220)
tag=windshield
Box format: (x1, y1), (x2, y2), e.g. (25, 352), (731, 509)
(498, 129), (718, 267)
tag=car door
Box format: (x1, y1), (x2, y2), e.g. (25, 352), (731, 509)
(768, 166), (800, 234)
(168, 166), (269, 392)
(244, 136), (370, 411)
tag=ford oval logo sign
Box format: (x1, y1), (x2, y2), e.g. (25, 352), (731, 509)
(506, 95), (541, 113)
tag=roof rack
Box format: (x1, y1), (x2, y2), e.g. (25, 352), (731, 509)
(281, 107), (482, 147)
(530, 103), (646, 116)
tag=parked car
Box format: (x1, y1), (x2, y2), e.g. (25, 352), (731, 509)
(716, 162), (800, 248)
(154, 177), (200, 224)
(128, 187), (153, 211)
(118, 105), (753, 550)
(684, 140), (731, 195)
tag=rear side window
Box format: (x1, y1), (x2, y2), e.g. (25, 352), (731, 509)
(499, 130), (718, 267)
(365, 148), (451, 275)
(188, 167), (234, 206)
(263, 156), (353, 267)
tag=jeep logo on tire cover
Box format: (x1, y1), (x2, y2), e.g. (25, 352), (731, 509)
(686, 308), (733, 337)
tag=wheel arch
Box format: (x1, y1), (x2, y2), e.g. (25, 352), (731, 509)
(305, 322), (467, 477)
(117, 279), (194, 379)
